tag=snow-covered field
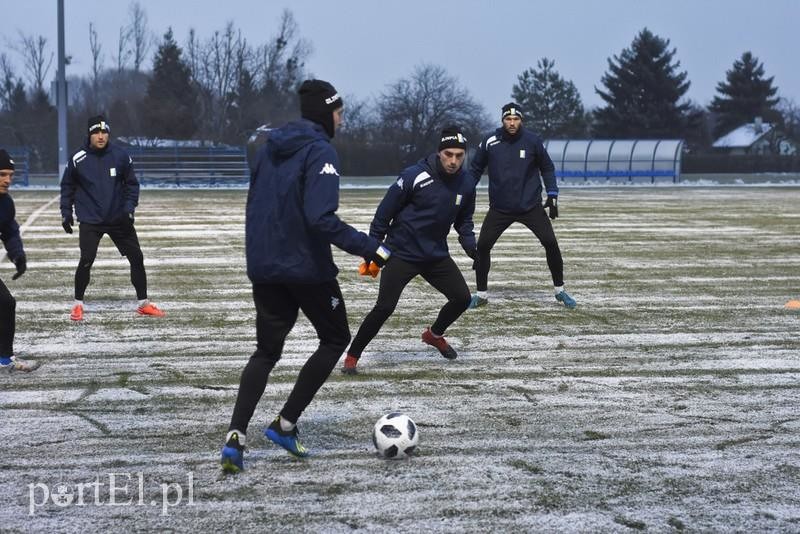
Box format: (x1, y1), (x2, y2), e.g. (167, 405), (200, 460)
(2, 187), (799, 532)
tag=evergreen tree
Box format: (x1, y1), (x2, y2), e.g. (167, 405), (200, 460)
(594, 28), (692, 138)
(511, 58), (587, 138)
(709, 52), (780, 138)
(143, 28), (197, 139)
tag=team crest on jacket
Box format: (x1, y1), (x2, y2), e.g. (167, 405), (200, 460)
(319, 163), (339, 176)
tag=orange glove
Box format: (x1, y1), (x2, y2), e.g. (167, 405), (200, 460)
(358, 260), (381, 278)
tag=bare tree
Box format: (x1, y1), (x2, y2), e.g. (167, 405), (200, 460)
(89, 23), (104, 105)
(12, 31), (54, 95)
(114, 26), (131, 72)
(127, 1), (152, 72)
(0, 53), (22, 111)
(378, 63), (489, 161)
(254, 10), (311, 97)
(187, 21), (251, 141)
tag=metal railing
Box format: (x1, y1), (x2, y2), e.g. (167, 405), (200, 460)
(125, 146), (249, 186)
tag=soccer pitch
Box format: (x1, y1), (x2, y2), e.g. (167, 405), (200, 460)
(2, 186), (799, 532)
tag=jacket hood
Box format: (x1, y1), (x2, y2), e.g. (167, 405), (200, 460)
(268, 119), (330, 158)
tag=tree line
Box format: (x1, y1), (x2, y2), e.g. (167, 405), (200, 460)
(1, 4), (797, 174)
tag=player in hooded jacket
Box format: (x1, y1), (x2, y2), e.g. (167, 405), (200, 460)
(60, 115), (165, 321)
(468, 103), (577, 310)
(341, 126), (477, 375)
(0, 149), (36, 373)
(220, 79), (390, 470)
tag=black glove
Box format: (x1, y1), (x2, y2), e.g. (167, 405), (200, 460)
(465, 248), (478, 270)
(12, 255), (26, 280)
(544, 195), (558, 220)
(62, 215), (73, 234)
(366, 244), (391, 268)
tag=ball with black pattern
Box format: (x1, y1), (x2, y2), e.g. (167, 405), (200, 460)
(372, 412), (419, 459)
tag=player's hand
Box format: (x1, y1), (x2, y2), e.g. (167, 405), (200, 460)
(465, 248), (478, 270)
(62, 215), (73, 234)
(367, 244), (391, 268)
(544, 195), (558, 219)
(12, 255), (26, 280)
(358, 260), (381, 278)
(127, 212), (135, 226)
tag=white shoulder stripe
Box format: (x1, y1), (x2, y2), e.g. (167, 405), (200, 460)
(72, 150), (86, 164)
(413, 171), (431, 188)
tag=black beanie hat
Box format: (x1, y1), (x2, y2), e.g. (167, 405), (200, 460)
(299, 79), (343, 138)
(501, 103), (523, 120)
(88, 114), (111, 134)
(438, 126), (467, 152)
(0, 149), (14, 171)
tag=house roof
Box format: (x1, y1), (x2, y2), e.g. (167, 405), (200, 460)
(713, 122), (774, 148)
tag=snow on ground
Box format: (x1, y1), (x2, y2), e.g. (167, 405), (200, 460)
(1, 186), (799, 532)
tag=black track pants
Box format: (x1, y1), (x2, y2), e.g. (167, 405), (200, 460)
(347, 256), (470, 358)
(0, 277), (15, 356)
(75, 222), (147, 300)
(475, 206), (564, 291)
(228, 280), (351, 433)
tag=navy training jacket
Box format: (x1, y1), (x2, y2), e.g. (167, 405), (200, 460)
(60, 141), (139, 225)
(246, 119), (381, 284)
(469, 126), (558, 214)
(370, 153), (476, 263)
(0, 194), (24, 262)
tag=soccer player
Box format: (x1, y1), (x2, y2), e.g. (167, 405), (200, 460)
(220, 79), (390, 471)
(468, 103), (576, 309)
(60, 115), (165, 321)
(0, 149), (37, 373)
(341, 126), (477, 375)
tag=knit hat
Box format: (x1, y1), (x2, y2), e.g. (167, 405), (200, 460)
(501, 103), (523, 120)
(438, 126), (467, 151)
(0, 149), (14, 171)
(88, 115), (111, 134)
(298, 79), (343, 138)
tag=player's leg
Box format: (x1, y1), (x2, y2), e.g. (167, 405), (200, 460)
(342, 257), (420, 373)
(264, 279), (352, 457)
(519, 206), (576, 308)
(0, 277), (15, 358)
(109, 225), (163, 316)
(71, 224), (103, 320)
(0, 278), (35, 373)
(222, 283), (297, 471)
(420, 256), (471, 359)
(471, 208), (514, 307)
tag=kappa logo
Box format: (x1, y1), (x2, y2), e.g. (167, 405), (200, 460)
(396, 177), (404, 189)
(319, 163), (339, 176)
(455, 194), (462, 205)
(331, 296), (340, 310)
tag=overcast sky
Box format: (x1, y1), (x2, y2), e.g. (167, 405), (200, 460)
(5, 0), (798, 115)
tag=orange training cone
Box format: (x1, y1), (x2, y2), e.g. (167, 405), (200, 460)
(785, 299), (800, 310)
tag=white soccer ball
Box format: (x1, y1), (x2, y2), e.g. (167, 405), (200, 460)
(372, 412), (419, 459)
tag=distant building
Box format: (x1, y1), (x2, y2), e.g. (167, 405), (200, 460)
(712, 117), (797, 156)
